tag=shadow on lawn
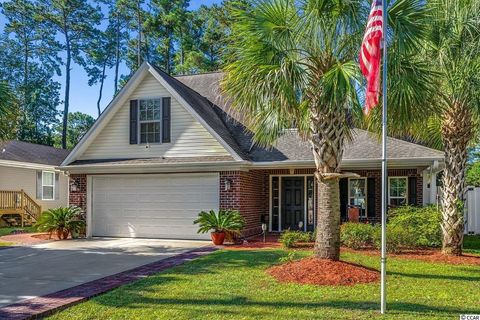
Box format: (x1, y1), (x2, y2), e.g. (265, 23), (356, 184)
(92, 294), (479, 317)
(388, 271), (480, 282)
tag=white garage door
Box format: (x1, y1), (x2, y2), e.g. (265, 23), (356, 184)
(91, 173), (219, 239)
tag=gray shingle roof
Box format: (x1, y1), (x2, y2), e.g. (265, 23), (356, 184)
(0, 140), (70, 166)
(175, 72), (444, 163)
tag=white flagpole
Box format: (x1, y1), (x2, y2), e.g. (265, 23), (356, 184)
(380, 0), (388, 315)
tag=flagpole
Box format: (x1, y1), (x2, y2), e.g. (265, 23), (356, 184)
(380, 0), (388, 315)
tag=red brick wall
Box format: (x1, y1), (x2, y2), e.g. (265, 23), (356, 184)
(220, 170), (268, 237)
(69, 174), (87, 211)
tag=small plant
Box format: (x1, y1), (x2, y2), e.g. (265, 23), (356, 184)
(279, 230), (314, 248)
(35, 206), (85, 240)
(278, 250), (301, 263)
(193, 209), (245, 245)
(340, 222), (376, 249)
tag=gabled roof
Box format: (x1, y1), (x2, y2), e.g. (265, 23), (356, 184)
(0, 140), (70, 166)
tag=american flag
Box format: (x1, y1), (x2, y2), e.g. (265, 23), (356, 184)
(360, 0), (384, 114)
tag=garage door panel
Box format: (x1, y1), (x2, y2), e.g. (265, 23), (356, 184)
(92, 173), (218, 239)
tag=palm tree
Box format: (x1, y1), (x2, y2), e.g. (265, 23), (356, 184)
(406, 0), (480, 255)
(222, 0), (432, 260)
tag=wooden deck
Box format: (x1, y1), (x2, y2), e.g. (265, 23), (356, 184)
(0, 190), (42, 227)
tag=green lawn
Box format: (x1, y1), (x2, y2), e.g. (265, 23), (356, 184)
(0, 226), (36, 237)
(0, 241), (14, 247)
(48, 248), (480, 320)
(464, 235), (480, 255)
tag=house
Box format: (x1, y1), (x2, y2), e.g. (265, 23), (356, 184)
(0, 140), (70, 226)
(60, 62), (444, 240)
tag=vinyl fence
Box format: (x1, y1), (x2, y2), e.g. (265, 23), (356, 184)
(466, 187), (480, 234)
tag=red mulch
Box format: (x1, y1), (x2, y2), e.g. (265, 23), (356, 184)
(343, 247), (480, 266)
(268, 257), (379, 286)
(0, 232), (51, 245)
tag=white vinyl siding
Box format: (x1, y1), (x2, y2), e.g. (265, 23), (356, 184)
(91, 173), (219, 239)
(78, 74), (229, 160)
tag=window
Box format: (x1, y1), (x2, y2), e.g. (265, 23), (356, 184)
(389, 177), (408, 206)
(349, 178), (367, 217)
(139, 99), (161, 143)
(42, 171), (55, 200)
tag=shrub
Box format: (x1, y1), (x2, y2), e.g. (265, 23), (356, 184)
(388, 205), (442, 247)
(35, 206), (85, 239)
(279, 230), (314, 248)
(372, 225), (409, 253)
(193, 209), (245, 234)
(340, 222), (376, 249)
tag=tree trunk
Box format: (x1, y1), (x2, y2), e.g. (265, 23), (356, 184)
(114, 15), (120, 94)
(314, 177), (341, 260)
(62, 33), (71, 150)
(310, 109), (348, 260)
(441, 103), (473, 255)
(97, 61), (106, 117)
(136, 1), (142, 69)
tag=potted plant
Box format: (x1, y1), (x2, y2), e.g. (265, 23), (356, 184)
(35, 206), (86, 240)
(193, 209), (245, 245)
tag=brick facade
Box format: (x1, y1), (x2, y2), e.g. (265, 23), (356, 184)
(69, 167), (424, 238)
(69, 174), (87, 211)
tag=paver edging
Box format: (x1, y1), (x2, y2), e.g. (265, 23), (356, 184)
(0, 245), (218, 320)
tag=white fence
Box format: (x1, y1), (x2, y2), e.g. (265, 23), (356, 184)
(466, 187), (480, 234)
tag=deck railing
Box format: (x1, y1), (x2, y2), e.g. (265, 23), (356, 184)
(0, 190), (42, 222)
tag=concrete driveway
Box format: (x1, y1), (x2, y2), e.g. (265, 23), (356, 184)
(0, 238), (208, 307)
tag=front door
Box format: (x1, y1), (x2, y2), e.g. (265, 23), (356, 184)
(282, 177), (304, 230)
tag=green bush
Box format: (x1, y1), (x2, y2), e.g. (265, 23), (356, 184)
(340, 222), (376, 249)
(372, 225), (408, 253)
(388, 205), (442, 247)
(193, 209), (245, 234)
(279, 230), (314, 248)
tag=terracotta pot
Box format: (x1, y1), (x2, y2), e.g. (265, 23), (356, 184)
(56, 229), (69, 240)
(210, 232), (226, 245)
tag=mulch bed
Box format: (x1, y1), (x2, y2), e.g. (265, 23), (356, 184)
(225, 234), (282, 250)
(343, 247), (480, 266)
(0, 232), (50, 245)
(268, 257), (379, 286)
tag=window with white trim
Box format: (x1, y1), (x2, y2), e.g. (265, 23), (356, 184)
(139, 99), (161, 143)
(349, 178), (367, 217)
(389, 177), (408, 206)
(42, 171), (55, 200)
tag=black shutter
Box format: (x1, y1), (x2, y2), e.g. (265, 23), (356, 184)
(129, 100), (138, 144)
(367, 178), (376, 218)
(339, 178), (348, 221)
(408, 177), (418, 205)
(162, 97), (171, 143)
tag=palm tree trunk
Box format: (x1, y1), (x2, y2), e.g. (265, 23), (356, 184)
(315, 177), (341, 260)
(310, 110), (348, 261)
(441, 104), (473, 255)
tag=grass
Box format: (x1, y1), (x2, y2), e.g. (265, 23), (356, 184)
(0, 241), (14, 247)
(464, 235), (480, 255)
(48, 248), (480, 320)
(0, 226), (36, 237)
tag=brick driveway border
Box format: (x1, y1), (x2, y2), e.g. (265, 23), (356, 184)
(0, 246), (217, 320)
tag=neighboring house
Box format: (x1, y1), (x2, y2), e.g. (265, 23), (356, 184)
(0, 141), (70, 226)
(60, 62), (444, 240)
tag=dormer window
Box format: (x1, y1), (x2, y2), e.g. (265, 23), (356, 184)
(139, 99), (161, 143)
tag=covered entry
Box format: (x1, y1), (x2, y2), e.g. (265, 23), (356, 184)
(270, 175), (316, 232)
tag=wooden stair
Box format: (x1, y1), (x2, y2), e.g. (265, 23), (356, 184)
(0, 190), (42, 227)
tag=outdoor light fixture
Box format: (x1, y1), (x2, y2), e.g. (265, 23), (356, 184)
(261, 223), (267, 242)
(70, 179), (79, 192)
(224, 178), (232, 191)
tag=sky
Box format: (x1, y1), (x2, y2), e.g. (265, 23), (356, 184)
(0, 0), (222, 118)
